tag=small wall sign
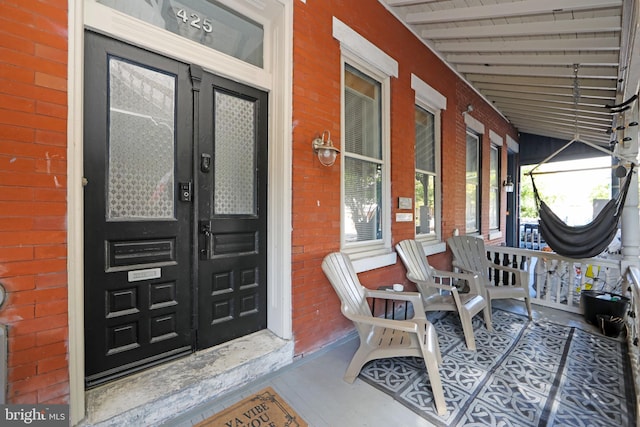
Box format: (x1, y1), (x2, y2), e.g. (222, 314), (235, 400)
(398, 197), (412, 209)
(396, 213), (413, 222)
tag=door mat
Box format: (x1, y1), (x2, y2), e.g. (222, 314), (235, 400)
(359, 309), (636, 426)
(195, 387), (308, 427)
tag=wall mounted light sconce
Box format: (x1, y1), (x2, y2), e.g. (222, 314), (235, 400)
(312, 130), (340, 167)
(503, 175), (514, 193)
(462, 104), (473, 115)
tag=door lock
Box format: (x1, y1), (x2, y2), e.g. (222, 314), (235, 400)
(179, 181), (192, 202)
(201, 153), (212, 173)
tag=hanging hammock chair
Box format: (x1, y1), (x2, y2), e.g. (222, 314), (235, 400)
(531, 163), (634, 259)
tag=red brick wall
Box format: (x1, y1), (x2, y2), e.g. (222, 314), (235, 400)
(0, 0), (69, 404)
(291, 0), (518, 355)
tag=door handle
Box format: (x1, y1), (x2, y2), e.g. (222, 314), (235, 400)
(200, 221), (211, 259)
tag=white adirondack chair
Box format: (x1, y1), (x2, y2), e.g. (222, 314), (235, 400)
(396, 239), (492, 351)
(321, 252), (447, 416)
(447, 235), (533, 321)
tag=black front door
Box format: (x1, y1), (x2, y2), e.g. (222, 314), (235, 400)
(195, 73), (268, 348)
(84, 32), (268, 386)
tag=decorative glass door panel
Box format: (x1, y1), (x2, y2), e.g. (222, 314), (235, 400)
(107, 58), (176, 220)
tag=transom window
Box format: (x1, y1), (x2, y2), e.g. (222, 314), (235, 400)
(97, 0), (264, 67)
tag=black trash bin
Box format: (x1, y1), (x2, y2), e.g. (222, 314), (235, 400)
(581, 290), (629, 326)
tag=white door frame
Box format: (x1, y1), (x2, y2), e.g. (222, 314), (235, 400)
(67, 1), (293, 423)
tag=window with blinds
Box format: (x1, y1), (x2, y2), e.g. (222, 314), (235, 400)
(415, 106), (437, 237)
(489, 144), (500, 231)
(343, 64), (383, 244)
(466, 131), (480, 233)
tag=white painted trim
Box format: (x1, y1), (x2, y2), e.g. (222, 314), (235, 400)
(489, 231), (503, 240)
(412, 75), (444, 245)
(71, 1), (293, 419)
(339, 51), (393, 265)
(353, 252), (397, 273)
(506, 134), (519, 153)
(333, 17), (398, 78)
(85, 1), (273, 91)
(422, 242), (447, 256)
(333, 18), (397, 267)
(68, 0), (85, 424)
(266, 0), (294, 340)
(464, 113), (485, 134)
(411, 74), (447, 110)
(489, 130), (503, 146)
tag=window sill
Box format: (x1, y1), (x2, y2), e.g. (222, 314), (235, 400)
(420, 241), (446, 256)
(349, 250), (397, 273)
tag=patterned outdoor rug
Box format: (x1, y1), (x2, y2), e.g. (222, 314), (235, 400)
(359, 309), (636, 426)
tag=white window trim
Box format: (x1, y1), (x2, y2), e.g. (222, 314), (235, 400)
(490, 130), (503, 147)
(333, 17), (398, 78)
(489, 131), (504, 237)
(489, 143), (500, 232)
(464, 113), (485, 135)
(411, 74), (444, 249)
(334, 18), (397, 271)
(506, 134), (519, 153)
(411, 74), (446, 110)
(466, 130), (481, 235)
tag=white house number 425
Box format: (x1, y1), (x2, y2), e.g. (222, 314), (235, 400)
(176, 9), (213, 33)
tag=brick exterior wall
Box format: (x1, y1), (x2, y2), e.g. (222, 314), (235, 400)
(0, 0), (69, 404)
(0, 0), (519, 408)
(291, 0), (518, 355)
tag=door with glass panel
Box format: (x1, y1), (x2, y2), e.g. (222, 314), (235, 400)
(83, 32), (267, 385)
(196, 74), (267, 349)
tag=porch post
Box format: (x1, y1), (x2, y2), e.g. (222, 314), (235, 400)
(620, 101), (640, 269)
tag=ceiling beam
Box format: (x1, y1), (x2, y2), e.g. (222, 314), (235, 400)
(473, 82), (616, 100)
(446, 53), (619, 66)
(493, 99), (614, 120)
(514, 120), (611, 136)
(500, 109), (612, 127)
(515, 125), (612, 144)
(466, 74), (616, 90)
(507, 111), (612, 130)
(511, 116), (610, 132)
(456, 64), (619, 79)
(420, 17), (621, 40)
(482, 89), (612, 107)
(384, 0), (438, 5)
(435, 37), (620, 53)
(405, 0), (623, 24)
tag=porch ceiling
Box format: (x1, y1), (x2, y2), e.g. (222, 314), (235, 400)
(381, 0), (640, 147)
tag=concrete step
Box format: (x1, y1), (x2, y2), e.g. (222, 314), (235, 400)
(81, 330), (293, 426)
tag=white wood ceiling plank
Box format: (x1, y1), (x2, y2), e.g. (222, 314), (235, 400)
(447, 53), (620, 65)
(405, 0), (622, 24)
(497, 107), (613, 125)
(482, 90), (610, 107)
(466, 74), (616, 90)
(493, 100), (614, 118)
(473, 82), (616, 100)
(507, 111), (612, 130)
(385, 0), (439, 5)
(423, 16), (620, 40)
(456, 65), (618, 78)
(515, 127), (611, 144)
(436, 37), (620, 53)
